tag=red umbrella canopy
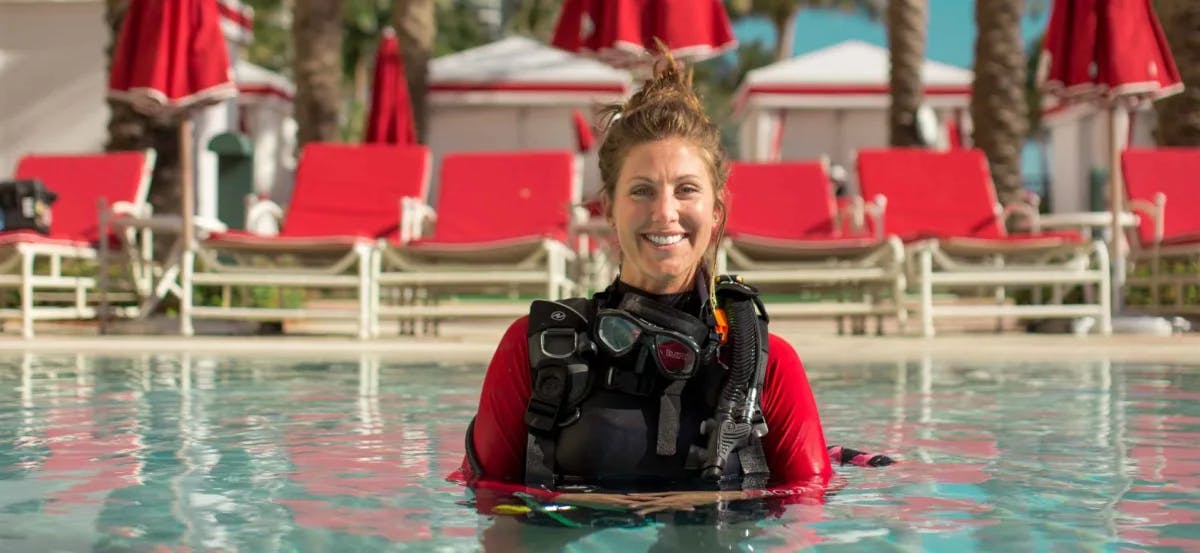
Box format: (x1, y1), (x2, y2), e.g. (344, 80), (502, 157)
(1038, 0), (1182, 104)
(365, 28), (418, 145)
(551, 0), (737, 69)
(108, 0), (236, 114)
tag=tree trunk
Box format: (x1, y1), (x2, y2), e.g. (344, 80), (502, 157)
(294, 0), (344, 145)
(394, 0), (435, 143)
(1154, 0), (1200, 146)
(772, 8), (799, 61)
(971, 0), (1027, 206)
(886, 0), (927, 147)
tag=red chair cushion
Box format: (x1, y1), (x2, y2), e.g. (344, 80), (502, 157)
(1122, 148), (1200, 246)
(857, 148), (1005, 242)
(14, 151), (149, 243)
(281, 143), (429, 241)
(425, 151), (575, 245)
(725, 161), (839, 240)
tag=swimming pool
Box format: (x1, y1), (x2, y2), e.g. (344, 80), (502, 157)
(0, 353), (1196, 552)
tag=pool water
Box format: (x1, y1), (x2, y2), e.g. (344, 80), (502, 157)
(0, 353), (1197, 552)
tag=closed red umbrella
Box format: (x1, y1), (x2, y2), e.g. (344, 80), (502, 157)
(365, 28), (418, 145)
(551, 0), (737, 69)
(109, 0), (235, 112)
(108, 0), (235, 334)
(572, 109), (595, 153)
(1037, 0), (1183, 313)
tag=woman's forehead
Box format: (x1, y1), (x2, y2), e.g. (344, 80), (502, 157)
(619, 139), (711, 178)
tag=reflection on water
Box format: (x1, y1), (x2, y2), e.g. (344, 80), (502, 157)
(0, 353), (1197, 552)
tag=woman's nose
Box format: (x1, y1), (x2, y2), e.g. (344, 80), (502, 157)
(651, 189), (679, 222)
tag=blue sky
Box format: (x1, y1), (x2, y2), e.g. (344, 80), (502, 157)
(733, 0), (1052, 69)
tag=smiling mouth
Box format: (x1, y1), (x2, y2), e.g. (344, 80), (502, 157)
(643, 233), (686, 247)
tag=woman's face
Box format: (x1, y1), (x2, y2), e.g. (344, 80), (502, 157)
(607, 137), (720, 294)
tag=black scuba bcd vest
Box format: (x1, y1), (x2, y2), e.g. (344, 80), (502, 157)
(515, 276), (772, 492)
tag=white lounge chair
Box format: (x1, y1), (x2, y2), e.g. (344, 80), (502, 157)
(4, 151), (155, 337)
(717, 160), (906, 334)
(857, 148), (1111, 337)
(182, 143), (431, 338)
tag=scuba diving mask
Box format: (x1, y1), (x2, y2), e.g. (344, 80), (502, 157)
(594, 293), (715, 381)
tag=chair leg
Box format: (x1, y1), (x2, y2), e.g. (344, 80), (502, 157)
(21, 251), (34, 339)
(1097, 244), (1113, 335)
(873, 289), (884, 336)
(548, 246), (565, 300)
(356, 246), (371, 340)
(1147, 259), (1159, 310)
(894, 272), (909, 334)
(180, 249), (195, 336)
(920, 246), (935, 338)
(992, 255), (1005, 334)
(369, 247), (382, 339)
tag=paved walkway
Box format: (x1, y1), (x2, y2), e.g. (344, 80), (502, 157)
(2, 317), (1197, 364)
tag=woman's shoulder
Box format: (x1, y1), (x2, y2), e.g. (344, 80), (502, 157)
(504, 315), (531, 335)
(490, 316), (531, 361)
(766, 333), (801, 363)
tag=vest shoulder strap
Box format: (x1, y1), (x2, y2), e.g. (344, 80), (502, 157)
(524, 297), (595, 489)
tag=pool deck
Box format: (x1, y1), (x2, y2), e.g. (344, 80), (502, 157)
(1, 317), (1198, 364)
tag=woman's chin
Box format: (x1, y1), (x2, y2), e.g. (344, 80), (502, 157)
(637, 267), (696, 290)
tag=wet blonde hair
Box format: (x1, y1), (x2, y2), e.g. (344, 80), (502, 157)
(595, 47), (729, 277)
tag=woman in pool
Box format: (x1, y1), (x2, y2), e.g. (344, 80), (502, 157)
(460, 50), (833, 512)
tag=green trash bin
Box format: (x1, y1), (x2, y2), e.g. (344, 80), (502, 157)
(208, 132), (254, 230)
(1088, 167), (1108, 213)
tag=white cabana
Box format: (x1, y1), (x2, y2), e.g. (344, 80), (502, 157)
(734, 40), (973, 176)
(234, 59), (296, 205)
(1040, 102), (1157, 213)
(428, 36), (632, 199)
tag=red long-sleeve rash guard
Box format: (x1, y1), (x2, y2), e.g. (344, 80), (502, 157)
(464, 316), (832, 485)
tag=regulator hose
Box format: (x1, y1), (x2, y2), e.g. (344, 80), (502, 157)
(700, 283), (763, 481)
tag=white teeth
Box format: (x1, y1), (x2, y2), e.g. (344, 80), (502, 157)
(646, 234), (684, 246)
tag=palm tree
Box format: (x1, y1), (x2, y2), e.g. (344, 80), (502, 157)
(505, 0), (559, 40)
(294, 0), (345, 145)
(727, 0), (882, 61)
(393, 0), (436, 143)
(971, 0), (1027, 205)
(1153, 0), (1200, 146)
(886, 0), (926, 147)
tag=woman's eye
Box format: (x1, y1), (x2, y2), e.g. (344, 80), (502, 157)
(630, 186), (652, 196)
(678, 184), (701, 195)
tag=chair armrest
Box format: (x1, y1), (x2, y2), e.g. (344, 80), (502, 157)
(1127, 192), (1165, 244)
(1002, 203), (1041, 233)
(399, 196), (436, 244)
(245, 194), (283, 236)
(1001, 191), (1042, 233)
(862, 194), (887, 242)
(109, 200), (153, 219)
(570, 204), (592, 227)
(835, 195), (865, 235)
(569, 204), (599, 254)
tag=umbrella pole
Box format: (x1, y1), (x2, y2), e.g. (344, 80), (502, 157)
(1108, 103), (1127, 314)
(179, 117), (195, 335)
